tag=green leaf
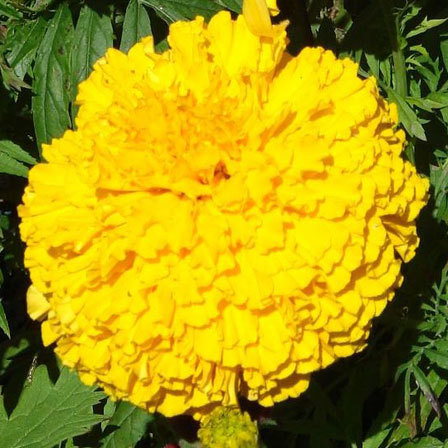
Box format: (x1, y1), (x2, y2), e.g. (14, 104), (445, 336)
(0, 140), (36, 177)
(214, 0), (241, 13)
(441, 36), (448, 73)
(100, 401), (154, 448)
(0, 2), (21, 19)
(0, 301), (9, 338)
(120, 0), (152, 53)
(404, 367), (411, 415)
(0, 330), (40, 377)
(0, 153), (29, 177)
(71, 5), (113, 91)
(406, 17), (448, 39)
(424, 348), (448, 369)
(363, 386), (402, 448)
(386, 88), (427, 141)
(141, 0), (222, 22)
(412, 364), (441, 420)
(418, 369), (446, 432)
(396, 436), (444, 448)
(0, 140), (37, 165)
(32, 2), (74, 152)
(0, 365), (105, 448)
(6, 18), (47, 80)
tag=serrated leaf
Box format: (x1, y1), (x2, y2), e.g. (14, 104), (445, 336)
(100, 401), (154, 448)
(412, 364), (441, 419)
(387, 88), (427, 141)
(0, 301), (9, 338)
(424, 348), (448, 369)
(6, 18), (47, 80)
(120, 0), (152, 53)
(32, 2), (74, 152)
(0, 153), (29, 177)
(0, 140), (36, 177)
(406, 17), (448, 39)
(141, 0), (222, 22)
(71, 5), (113, 91)
(0, 140), (37, 165)
(0, 365), (105, 448)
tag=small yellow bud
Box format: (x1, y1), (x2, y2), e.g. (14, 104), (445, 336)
(198, 407), (258, 448)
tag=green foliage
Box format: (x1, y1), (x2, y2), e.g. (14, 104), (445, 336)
(0, 140), (36, 177)
(0, 365), (105, 448)
(32, 2), (74, 151)
(121, 0), (152, 53)
(140, 0), (240, 22)
(71, 5), (114, 95)
(0, 300), (10, 338)
(100, 401), (154, 448)
(0, 0), (448, 447)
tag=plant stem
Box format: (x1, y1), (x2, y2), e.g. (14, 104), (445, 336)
(379, 0), (407, 97)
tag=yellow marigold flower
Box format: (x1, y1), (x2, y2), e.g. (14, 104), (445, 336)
(19, 10), (428, 419)
(198, 407), (258, 448)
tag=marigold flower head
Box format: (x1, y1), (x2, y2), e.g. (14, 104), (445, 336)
(19, 6), (428, 419)
(198, 407), (258, 448)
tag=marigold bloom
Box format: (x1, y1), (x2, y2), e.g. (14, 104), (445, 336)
(20, 9), (428, 419)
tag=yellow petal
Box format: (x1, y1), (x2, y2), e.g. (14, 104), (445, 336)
(27, 285), (50, 321)
(267, 0), (279, 15)
(243, 0), (273, 37)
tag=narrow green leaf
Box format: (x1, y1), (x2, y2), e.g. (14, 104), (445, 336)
(387, 88), (427, 141)
(141, 0), (222, 22)
(6, 18), (47, 80)
(0, 365), (105, 448)
(412, 364), (441, 419)
(0, 153), (29, 177)
(404, 368), (411, 415)
(0, 140), (37, 165)
(424, 348), (448, 369)
(418, 370), (446, 432)
(120, 0), (152, 53)
(100, 401), (154, 448)
(32, 2), (74, 152)
(406, 17), (448, 39)
(365, 53), (380, 79)
(433, 339), (448, 352)
(441, 37), (448, 73)
(0, 301), (10, 338)
(71, 5), (113, 91)
(0, 2), (21, 19)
